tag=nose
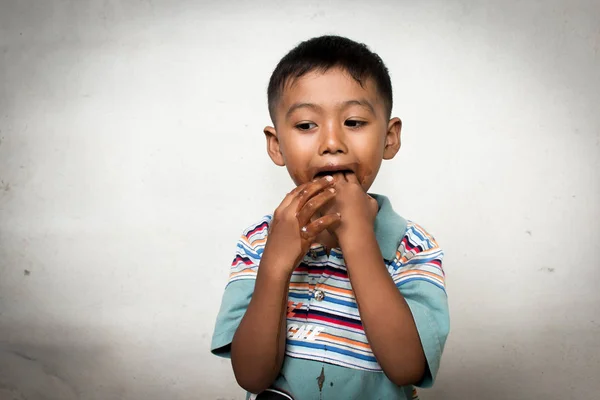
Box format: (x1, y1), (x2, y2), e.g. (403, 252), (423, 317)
(318, 121), (348, 155)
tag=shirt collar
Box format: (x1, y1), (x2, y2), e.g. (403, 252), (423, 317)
(370, 193), (407, 261)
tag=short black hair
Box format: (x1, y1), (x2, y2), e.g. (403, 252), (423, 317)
(267, 35), (393, 123)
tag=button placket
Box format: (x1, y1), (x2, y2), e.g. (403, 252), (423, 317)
(307, 244), (333, 304)
(306, 245), (321, 304)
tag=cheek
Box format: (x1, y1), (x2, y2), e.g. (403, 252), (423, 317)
(288, 169), (304, 185)
(354, 138), (385, 188)
(360, 166), (373, 184)
(284, 154), (311, 186)
(359, 163), (380, 187)
(280, 137), (316, 185)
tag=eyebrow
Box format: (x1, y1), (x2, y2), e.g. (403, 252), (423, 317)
(285, 99), (376, 119)
(341, 99), (376, 115)
(285, 102), (323, 119)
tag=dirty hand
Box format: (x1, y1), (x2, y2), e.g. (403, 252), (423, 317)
(325, 173), (379, 239)
(261, 176), (341, 275)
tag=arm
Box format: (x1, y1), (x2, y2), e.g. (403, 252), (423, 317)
(339, 225), (426, 386)
(230, 177), (339, 393)
(331, 174), (447, 387)
(231, 260), (291, 393)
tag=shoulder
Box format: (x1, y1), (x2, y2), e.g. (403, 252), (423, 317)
(403, 221), (442, 251)
(389, 220), (446, 292)
(228, 215), (272, 283)
(396, 220), (444, 265)
(239, 215), (272, 246)
(233, 215), (272, 261)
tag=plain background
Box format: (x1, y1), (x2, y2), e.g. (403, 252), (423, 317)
(1, 0), (599, 399)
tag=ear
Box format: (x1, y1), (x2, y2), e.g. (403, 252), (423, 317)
(264, 126), (285, 166)
(383, 117), (402, 160)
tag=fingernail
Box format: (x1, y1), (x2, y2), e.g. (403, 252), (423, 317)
(336, 212), (341, 217)
(328, 188), (335, 193)
(325, 175), (333, 182)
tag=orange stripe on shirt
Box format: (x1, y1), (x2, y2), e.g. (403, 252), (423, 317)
(229, 267), (257, 279)
(240, 236), (267, 247)
(318, 332), (372, 351)
(395, 270), (444, 284)
(289, 282), (311, 290)
(319, 283), (354, 297)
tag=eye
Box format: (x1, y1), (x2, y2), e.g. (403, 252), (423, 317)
(295, 122), (317, 131)
(344, 119), (367, 128)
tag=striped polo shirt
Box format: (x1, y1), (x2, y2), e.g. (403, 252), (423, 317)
(211, 194), (449, 400)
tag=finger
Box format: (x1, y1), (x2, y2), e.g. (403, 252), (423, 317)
(288, 183), (307, 196)
(280, 184), (306, 209)
(296, 187), (336, 226)
(300, 213), (341, 240)
(281, 177), (333, 211)
(281, 178), (322, 209)
(293, 176), (334, 212)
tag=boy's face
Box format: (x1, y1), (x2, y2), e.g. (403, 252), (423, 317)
(265, 67), (401, 192)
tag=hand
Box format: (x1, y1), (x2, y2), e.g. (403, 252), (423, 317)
(324, 173), (379, 239)
(261, 176), (341, 276)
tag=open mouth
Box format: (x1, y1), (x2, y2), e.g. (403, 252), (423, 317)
(313, 165), (356, 180)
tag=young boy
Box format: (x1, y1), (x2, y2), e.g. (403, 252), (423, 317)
(211, 35), (449, 400)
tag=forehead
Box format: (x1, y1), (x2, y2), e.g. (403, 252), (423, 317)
(277, 68), (384, 117)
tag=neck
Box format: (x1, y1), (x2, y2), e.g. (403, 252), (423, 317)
(315, 230), (338, 255)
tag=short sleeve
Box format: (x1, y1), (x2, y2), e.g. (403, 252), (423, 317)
(210, 217), (271, 358)
(390, 222), (450, 388)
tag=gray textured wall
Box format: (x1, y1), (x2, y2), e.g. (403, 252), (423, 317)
(1, 1), (599, 399)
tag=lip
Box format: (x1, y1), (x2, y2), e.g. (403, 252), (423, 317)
(311, 163), (359, 179)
